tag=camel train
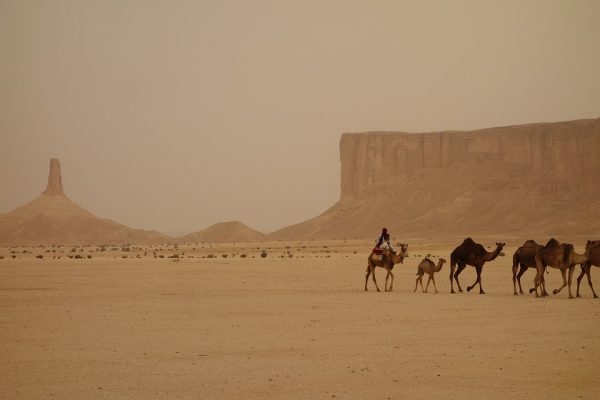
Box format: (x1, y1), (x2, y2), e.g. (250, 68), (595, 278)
(365, 238), (600, 299)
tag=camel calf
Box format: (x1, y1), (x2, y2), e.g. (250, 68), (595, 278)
(415, 258), (446, 293)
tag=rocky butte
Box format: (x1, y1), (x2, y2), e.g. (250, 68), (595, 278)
(0, 159), (168, 245)
(271, 118), (600, 241)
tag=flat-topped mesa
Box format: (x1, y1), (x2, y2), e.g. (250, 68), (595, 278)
(42, 158), (64, 196)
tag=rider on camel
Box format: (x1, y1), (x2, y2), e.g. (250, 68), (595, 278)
(374, 227), (396, 254)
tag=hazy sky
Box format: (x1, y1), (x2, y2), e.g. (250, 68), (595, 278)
(1, 0), (599, 235)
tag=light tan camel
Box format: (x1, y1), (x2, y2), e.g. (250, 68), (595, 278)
(512, 239), (548, 296)
(365, 244), (408, 292)
(449, 238), (505, 294)
(576, 240), (600, 298)
(533, 240), (588, 299)
(414, 258), (446, 293)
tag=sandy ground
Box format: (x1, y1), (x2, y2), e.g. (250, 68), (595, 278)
(1, 240), (599, 399)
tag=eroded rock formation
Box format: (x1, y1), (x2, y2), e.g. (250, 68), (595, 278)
(42, 158), (65, 196)
(0, 159), (169, 245)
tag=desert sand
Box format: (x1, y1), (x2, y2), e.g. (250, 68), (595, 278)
(1, 240), (598, 399)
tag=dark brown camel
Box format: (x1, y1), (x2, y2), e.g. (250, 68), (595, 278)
(365, 244), (408, 292)
(449, 238), (505, 294)
(576, 240), (600, 298)
(533, 240), (588, 299)
(512, 239), (548, 296)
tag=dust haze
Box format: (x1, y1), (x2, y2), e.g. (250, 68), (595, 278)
(1, 0), (599, 235)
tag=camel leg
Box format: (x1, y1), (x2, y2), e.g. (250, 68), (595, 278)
(385, 272), (390, 292)
(371, 268), (381, 292)
(454, 264), (467, 293)
(512, 262), (519, 295)
(541, 270), (548, 297)
(576, 266), (585, 297)
(414, 274), (420, 293)
(553, 269), (568, 295)
(529, 267), (548, 296)
(365, 266), (372, 291)
(516, 266), (527, 295)
(385, 267), (394, 292)
(529, 266), (544, 297)
(425, 275), (431, 293)
(418, 274), (425, 293)
(467, 265), (484, 294)
(585, 267), (598, 299)
(431, 274), (438, 294)
(568, 265), (575, 299)
(450, 263), (456, 293)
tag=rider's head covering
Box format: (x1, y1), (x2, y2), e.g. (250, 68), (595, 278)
(382, 228), (387, 234)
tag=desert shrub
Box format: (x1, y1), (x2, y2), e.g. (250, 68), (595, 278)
(240, 254), (247, 258)
(260, 250), (268, 258)
(499, 252), (506, 257)
(0, 255), (4, 259)
(74, 254), (83, 259)
(11, 255), (16, 259)
(222, 254), (228, 258)
(87, 255), (92, 259)
(159, 255), (165, 258)
(36, 255), (43, 259)
(122, 255), (128, 258)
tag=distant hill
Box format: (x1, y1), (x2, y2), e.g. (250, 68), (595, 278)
(0, 159), (169, 245)
(269, 118), (600, 241)
(180, 221), (267, 243)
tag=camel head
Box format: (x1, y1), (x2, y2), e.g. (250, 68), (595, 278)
(495, 242), (506, 251)
(586, 240), (600, 251)
(390, 243), (408, 263)
(435, 258), (446, 272)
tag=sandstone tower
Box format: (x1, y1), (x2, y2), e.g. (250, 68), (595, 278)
(42, 158), (64, 196)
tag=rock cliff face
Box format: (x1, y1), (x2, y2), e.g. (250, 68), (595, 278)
(272, 118), (600, 240)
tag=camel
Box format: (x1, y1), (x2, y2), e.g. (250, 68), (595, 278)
(449, 238), (505, 294)
(365, 243), (408, 292)
(414, 258), (446, 293)
(533, 240), (588, 299)
(512, 239), (548, 296)
(576, 240), (600, 298)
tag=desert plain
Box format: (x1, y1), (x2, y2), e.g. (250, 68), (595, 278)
(1, 239), (598, 400)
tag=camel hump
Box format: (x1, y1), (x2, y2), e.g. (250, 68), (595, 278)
(463, 237), (475, 245)
(523, 240), (537, 247)
(545, 238), (560, 247)
(563, 244), (575, 263)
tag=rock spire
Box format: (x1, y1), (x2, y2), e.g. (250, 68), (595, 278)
(42, 158), (64, 196)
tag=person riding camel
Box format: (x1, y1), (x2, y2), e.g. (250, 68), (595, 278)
(373, 227), (396, 254)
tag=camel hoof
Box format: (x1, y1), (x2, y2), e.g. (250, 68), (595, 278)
(466, 286), (472, 292)
(480, 291), (485, 294)
(594, 295), (599, 299)
(513, 292), (518, 296)
(459, 289), (463, 293)
(376, 289), (381, 292)
(576, 294), (581, 298)
(569, 295), (574, 299)
(451, 290), (455, 294)
(529, 288), (535, 294)
(552, 289), (559, 295)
